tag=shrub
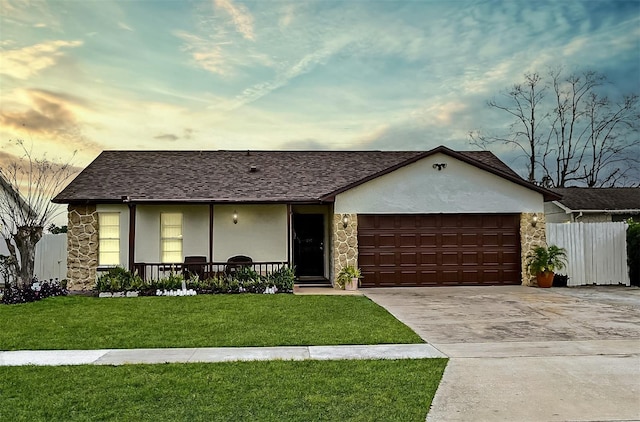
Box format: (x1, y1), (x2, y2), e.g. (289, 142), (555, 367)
(95, 267), (144, 292)
(265, 265), (295, 293)
(628, 218), (640, 286)
(2, 278), (68, 305)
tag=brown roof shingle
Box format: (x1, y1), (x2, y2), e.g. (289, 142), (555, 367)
(53, 147), (552, 203)
(552, 187), (640, 211)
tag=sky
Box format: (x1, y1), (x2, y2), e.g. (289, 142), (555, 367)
(1, 0), (639, 182)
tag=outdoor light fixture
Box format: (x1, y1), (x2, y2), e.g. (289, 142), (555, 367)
(432, 163), (447, 171)
(342, 214), (349, 228)
(233, 210), (238, 224)
(532, 214), (538, 227)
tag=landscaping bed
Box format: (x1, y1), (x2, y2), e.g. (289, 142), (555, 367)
(0, 295), (423, 350)
(0, 359), (447, 421)
(95, 266), (295, 296)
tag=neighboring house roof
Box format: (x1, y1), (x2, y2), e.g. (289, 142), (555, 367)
(53, 146), (558, 204)
(0, 172), (35, 218)
(550, 187), (640, 213)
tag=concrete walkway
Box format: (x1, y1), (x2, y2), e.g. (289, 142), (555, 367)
(0, 343), (444, 366)
(364, 286), (640, 422)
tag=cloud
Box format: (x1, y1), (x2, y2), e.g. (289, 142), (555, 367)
(118, 22), (134, 31)
(0, 40), (83, 80)
(174, 30), (231, 75)
(154, 134), (179, 142)
(0, 89), (101, 153)
(230, 38), (348, 110)
(213, 0), (255, 41)
(277, 138), (328, 150)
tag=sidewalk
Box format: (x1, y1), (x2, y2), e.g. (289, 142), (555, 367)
(0, 343), (445, 366)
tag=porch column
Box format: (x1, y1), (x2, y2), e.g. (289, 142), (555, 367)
(287, 204), (292, 265)
(520, 212), (546, 286)
(128, 203), (136, 271)
(332, 213), (358, 288)
(209, 203), (214, 262)
(67, 204), (99, 290)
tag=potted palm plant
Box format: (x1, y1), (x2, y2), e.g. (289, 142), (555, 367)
(336, 265), (362, 290)
(526, 244), (568, 288)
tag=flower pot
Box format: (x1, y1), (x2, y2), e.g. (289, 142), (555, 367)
(345, 277), (359, 291)
(536, 271), (555, 288)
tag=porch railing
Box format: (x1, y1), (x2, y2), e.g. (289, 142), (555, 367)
(131, 261), (289, 281)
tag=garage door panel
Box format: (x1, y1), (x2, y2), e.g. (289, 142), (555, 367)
(400, 252), (417, 265)
(358, 233), (376, 247)
(442, 234), (459, 247)
(358, 213), (520, 287)
(378, 252), (396, 266)
(441, 252), (459, 266)
(501, 233), (519, 247)
(420, 234), (437, 247)
(462, 252), (479, 265)
(399, 234), (418, 247)
(482, 233), (499, 246)
(420, 252), (437, 265)
(461, 233), (479, 246)
(483, 251), (499, 265)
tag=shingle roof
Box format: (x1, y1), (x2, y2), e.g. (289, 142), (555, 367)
(53, 147), (553, 204)
(552, 187), (640, 211)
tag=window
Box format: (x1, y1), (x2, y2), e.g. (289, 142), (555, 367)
(99, 213), (120, 266)
(161, 213), (183, 263)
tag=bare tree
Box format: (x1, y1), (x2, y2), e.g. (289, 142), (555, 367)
(471, 69), (639, 187)
(0, 140), (75, 289)
(470, 72), (547, 182)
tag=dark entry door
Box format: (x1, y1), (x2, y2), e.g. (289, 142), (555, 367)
(293, 214), (325, 277)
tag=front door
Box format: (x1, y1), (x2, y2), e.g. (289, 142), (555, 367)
(293, 214), (324, 277)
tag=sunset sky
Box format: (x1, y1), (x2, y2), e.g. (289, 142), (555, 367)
(1, 0), (639, 180)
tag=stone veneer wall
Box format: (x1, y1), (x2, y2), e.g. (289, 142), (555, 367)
(67, 205), (99, 290)
(332, 213), (358, 288)
(520, 212), (546, 286)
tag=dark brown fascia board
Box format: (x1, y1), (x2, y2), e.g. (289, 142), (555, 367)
(320, 145), (562, 202)
(57, 198), (327, 206)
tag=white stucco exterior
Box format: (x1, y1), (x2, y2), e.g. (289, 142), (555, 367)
(334, 153), (544, 214)
(213, 204), (288, 262)
(135, 205), (209, 263)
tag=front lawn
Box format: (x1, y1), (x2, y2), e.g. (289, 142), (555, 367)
(0, 359), (447, 421)
(0, 295), (422, 350)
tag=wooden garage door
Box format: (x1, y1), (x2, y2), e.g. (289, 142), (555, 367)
(358, 214), (520, 287)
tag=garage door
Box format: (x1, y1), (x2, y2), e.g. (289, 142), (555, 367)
(358, 214), (520, 287)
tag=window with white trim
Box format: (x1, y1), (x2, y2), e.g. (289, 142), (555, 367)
(161, 213), (183, 263)
(99, 213), (120, 266)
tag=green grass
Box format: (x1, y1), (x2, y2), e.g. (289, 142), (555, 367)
(0, 359), (447, 421)
(0, 295), (423, 350)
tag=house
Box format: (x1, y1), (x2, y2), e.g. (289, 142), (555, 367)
(52, 146), (559, 290)
(0, 173), (36, 257)
(545, 188), (640, 223)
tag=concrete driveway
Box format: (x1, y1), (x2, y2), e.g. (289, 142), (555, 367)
(364, 286), (640, 422)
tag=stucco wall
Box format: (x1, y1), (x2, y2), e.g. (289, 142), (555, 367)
(335, 153), (544, 214)
(213, 204), (287, 262)
(544, 202), (571, 223)
(136, 205), (209, 262)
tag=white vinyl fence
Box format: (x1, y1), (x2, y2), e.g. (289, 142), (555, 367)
(34, 234), (68, 282)
(1, 234), (67, 285)
(547, 222), (630, 286)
